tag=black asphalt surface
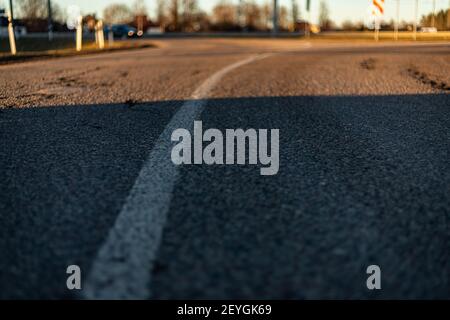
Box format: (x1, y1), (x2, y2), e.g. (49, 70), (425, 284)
(0, 39), (449, 299)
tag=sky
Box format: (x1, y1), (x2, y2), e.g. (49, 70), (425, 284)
(1, 0), (449, 25)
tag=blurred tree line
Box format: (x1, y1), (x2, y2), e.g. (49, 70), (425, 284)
(16, 0), (66, 32)
(420, 9), (450, 30)
(155, 0), (295, 32)
(340, 8), (450, 32)
(13, 0), (450, 33)
(13, 0), (330, 33)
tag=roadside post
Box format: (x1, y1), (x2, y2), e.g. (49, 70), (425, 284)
(108, 25), (114, 47)
(94, 24), (98, 45)
(413, 0), (418, 40)
(305, 0), (311, 38)
(273, 0), (279, 35)
(372, 0), (385, 42)
(97, 20), (105, 50)
(394, 0), (400, 40)
(47, 0), (53, 41)
(67, 5), (82, 51)
(7, 2), (16, 55)
(76, 15), (82, 52)
(374, 18), (380, 41)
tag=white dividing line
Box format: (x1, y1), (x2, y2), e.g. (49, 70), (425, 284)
(83, 53), (272, 300)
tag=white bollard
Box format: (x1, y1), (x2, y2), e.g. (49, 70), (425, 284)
(108, 25), (114, 47)
(374, 17), (380, 42)
(95, 25), (98, 45)
(97, 20), (105, 49)
(7, 12), (16, 55)
(394, 0), (400, 41)
(76, 15), (82, 52)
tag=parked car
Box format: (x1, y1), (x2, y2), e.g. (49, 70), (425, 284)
(105, 24), (141, 39)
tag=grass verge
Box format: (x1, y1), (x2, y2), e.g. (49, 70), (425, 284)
(0, 38), (155, 65)
(313, 31), (450, 41)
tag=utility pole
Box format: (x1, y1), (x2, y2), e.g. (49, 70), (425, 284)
(8, 0), (13, 22)
(305, 0), (311, 38)
(413, 0), (418, 40)
(273, 0), (279, 35)
(47, 0), (53, 41)
(394, 0), (400, 40)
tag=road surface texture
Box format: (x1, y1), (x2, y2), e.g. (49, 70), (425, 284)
(0, 39), (449, 299)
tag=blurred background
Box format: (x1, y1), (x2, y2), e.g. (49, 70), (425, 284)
(1, 0), (449, 36)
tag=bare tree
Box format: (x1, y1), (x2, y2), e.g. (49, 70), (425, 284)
(341, 19), (355, 31)
(318, 0), (333, 30)
(103, 4), (133, 25)
(168, 0), (181, 31)
(291, 0), (299, 25)
(212, 0), (237, 26)
(279, 5), (289, 30)
(132, 0), (147, 32)
(133, 0), (147, 16)
(245, 1), (262, 31)
(18, 0), (47, 19)
(182, 0), (198, 29)
(421, 9), (449, 30)
(156, 0), (168, 27)
(447, 8), (450, 30)
(51, 2), (65, 23)
(260, 2), (271, 30)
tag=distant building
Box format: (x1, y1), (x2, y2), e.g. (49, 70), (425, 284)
(19, 18), (46, 33)
(0, 13), (27, 37)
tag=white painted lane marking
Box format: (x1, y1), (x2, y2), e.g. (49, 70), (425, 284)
(83, 54), (272, 299)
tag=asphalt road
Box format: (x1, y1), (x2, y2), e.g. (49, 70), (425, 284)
(0, 39), (449, 299)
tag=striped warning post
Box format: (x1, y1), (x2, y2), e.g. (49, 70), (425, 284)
(373, 0), (385, 16)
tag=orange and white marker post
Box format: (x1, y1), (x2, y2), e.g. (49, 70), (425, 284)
(372, 0), (385, 41)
